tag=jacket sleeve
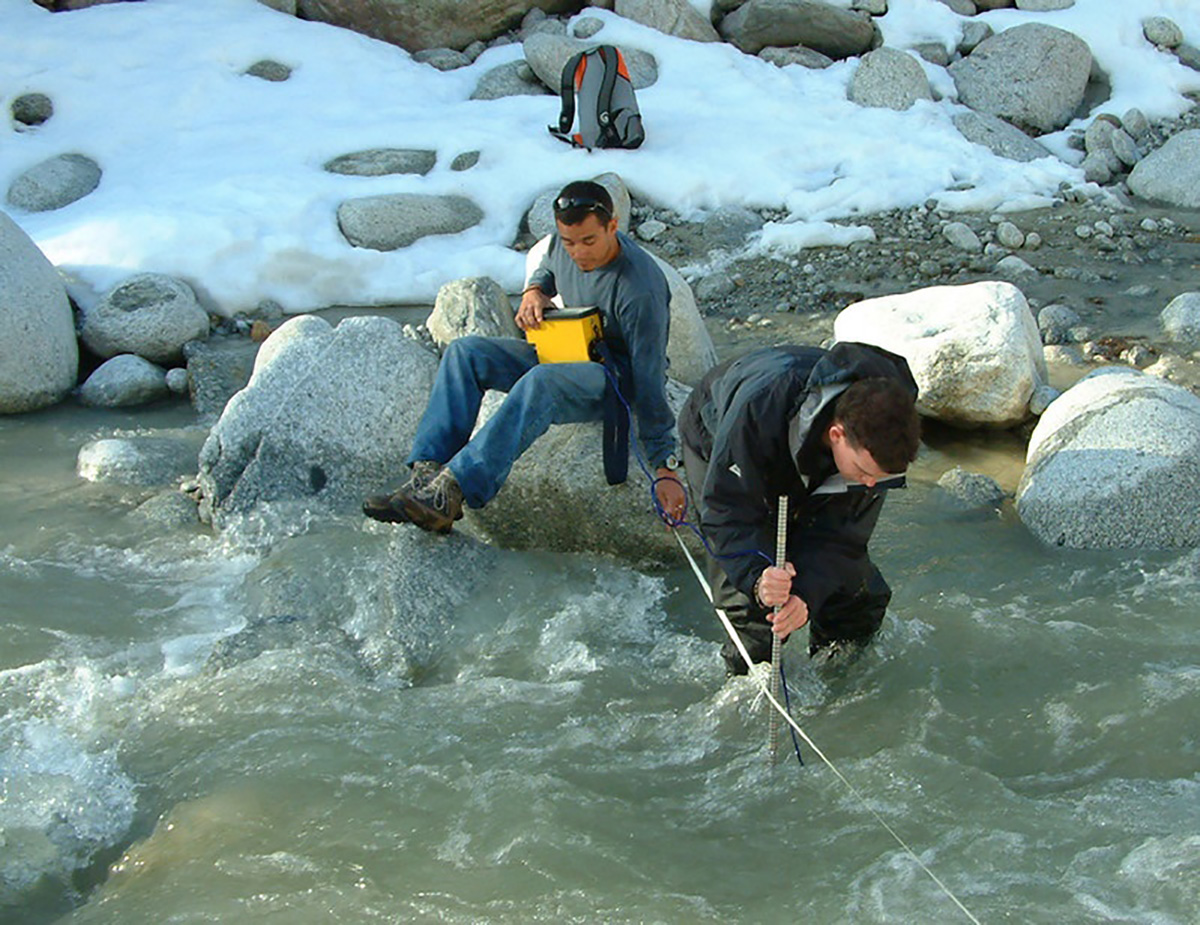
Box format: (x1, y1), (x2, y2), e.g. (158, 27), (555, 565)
(699, 388), (778, 597)
(617, 291), (676, 468)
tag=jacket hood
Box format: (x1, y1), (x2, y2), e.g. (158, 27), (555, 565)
(787, 341), (917, 467)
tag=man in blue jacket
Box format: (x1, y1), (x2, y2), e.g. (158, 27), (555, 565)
(365, 180), (686, 533)
(678, 342), (920, 674)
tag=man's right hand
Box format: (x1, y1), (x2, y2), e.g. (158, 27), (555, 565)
(516, 286), (553, 331)
(756, 563), (809, 640)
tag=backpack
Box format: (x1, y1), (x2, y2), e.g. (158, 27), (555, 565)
(548, 45), (645, 151)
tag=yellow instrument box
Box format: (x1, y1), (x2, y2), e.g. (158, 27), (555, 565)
(525, 306), (603, 364)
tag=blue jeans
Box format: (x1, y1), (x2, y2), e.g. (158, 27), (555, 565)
(406, 336), (607, 508)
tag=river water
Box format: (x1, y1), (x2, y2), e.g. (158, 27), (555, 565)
(2, 392), (1199, 924)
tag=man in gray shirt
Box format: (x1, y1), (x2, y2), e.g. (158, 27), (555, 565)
(364, 180), (685, 534)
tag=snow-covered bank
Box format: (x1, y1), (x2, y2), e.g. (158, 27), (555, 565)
(1, 0), (1198, 315)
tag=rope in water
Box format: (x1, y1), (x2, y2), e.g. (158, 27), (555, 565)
(673, 530), (984, 925)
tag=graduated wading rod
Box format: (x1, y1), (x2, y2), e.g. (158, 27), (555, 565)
(671, 530), (985, 925)
(767, 495), (788, 762)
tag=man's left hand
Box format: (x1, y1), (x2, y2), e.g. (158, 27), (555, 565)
(655, 470), (686, 525)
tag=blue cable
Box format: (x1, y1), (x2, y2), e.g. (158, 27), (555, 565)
(598, 363), (770, 567)
(601, 362), (805, 767)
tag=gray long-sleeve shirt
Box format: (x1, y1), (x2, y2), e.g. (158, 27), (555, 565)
(527, 230), (677, 468)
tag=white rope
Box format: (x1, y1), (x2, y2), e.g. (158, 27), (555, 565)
(673, 530), (983, 925)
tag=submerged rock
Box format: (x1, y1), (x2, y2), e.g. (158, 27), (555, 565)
(77, 431), (207, 487)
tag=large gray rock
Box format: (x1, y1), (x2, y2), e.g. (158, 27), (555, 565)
(718, 0), (877, 59)
(1017, 369), (1200, 548)
(949, 23), (1092, 134)
(323, 148), (436, 177)
(953, 111), (1054, 162)
(470, 60), (551, 100)
(524, 236), (716, 387)
(615, 0), (720, 43)
(81, 273), (210, 363)
(78, 355), (169, 408)
(197, 315), (439, 528)
(1128, 130), (1200, 209)
(522, 32), (659, 92)
(848, 47), (932, 111)
(77, 431), (207, 487)
(0, 210), (78, 413)
(337, 194), (484, 251)
(296, 0), (579, 52)
(465, 380), (692, 563)
(6, 153), (101, 213)
(1161, 292), (1200, 349)
(834, 280), (1047, 428)
(427, 276), (521, 348)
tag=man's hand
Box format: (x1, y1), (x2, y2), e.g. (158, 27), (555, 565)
(756, 563), (809, 640)
(654, 470), (686, 525)
(767, 595), (809, 640)
(516, 286), (553, 331)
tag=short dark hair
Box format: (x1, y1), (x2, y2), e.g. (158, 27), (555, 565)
(833, 378), (921, 473)
(553, 180), (614, 226)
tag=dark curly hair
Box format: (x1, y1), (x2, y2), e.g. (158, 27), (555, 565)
(833, 378), (921, 473)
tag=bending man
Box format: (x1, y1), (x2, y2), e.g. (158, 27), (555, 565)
(678, 342), (920, 674)
(364, 180), (686, 533)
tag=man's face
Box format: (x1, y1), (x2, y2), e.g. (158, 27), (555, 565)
(827, 422), (892, 488)
(556, 212), (620, 272)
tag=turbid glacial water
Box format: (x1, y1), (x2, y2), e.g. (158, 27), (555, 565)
(2, 401), (1198, 925)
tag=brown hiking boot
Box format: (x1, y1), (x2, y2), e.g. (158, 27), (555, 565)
(362, 461), (440, 524)
(395, 466), (464, 534)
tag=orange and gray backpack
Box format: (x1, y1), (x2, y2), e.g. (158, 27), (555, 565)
(548, 45), (644, 151)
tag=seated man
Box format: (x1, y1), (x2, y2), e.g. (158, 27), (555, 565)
(364, 180), (687, 533)
(677, 342), (920, 674)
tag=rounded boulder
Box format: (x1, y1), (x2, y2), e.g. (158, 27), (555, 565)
(834, 280), (1046, 428)
(0, 210), (78, 413)
(81, 273), (210, 364)
(1017, 369), (1200, 548)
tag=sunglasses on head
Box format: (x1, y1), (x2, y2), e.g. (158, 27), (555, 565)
(553, 194), (612, 221)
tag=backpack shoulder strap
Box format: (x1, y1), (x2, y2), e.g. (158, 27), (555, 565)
(594, 46), (621, 145)
(548, 51), (585, 143)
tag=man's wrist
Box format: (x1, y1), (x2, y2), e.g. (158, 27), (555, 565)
(655, 452), (681, 472)
(753, 572), (766, 607)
